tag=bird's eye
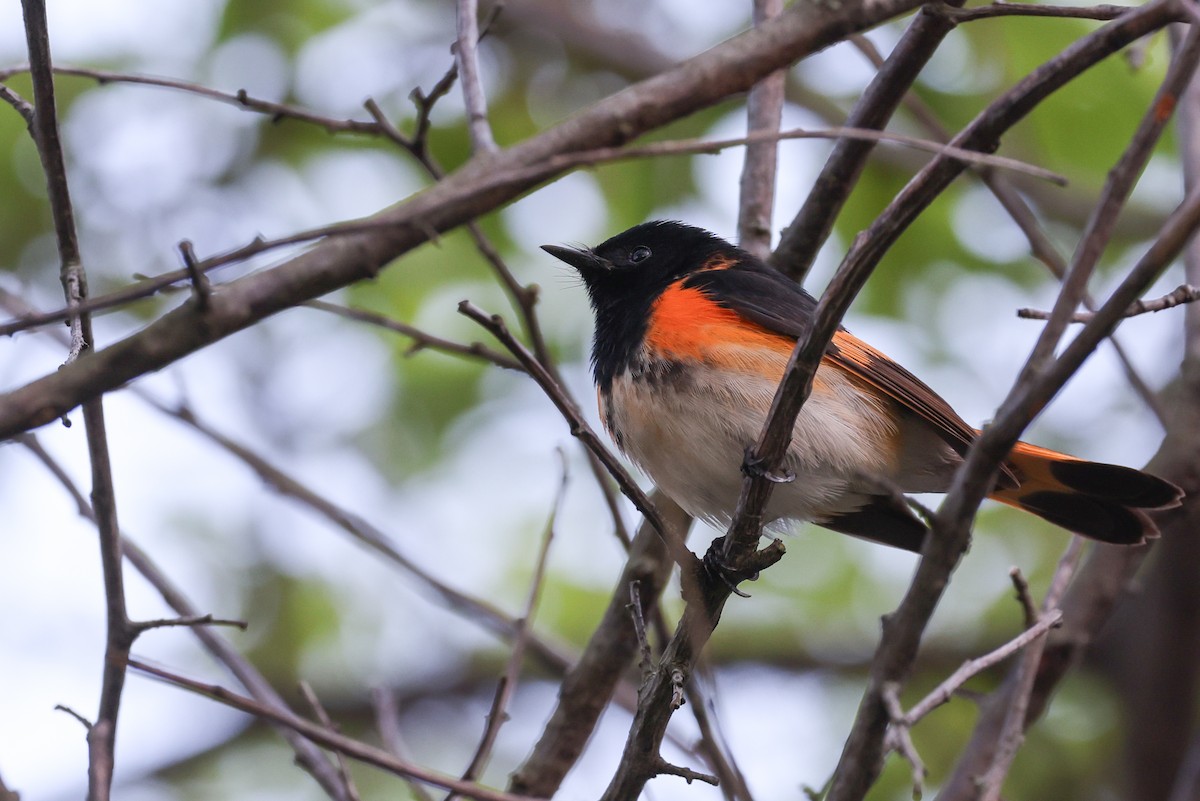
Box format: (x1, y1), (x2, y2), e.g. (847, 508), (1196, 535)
(629, 246), (652, 263)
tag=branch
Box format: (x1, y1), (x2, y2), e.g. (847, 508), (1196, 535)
(1015, 14), (1200, 382)
(372, 688), (438, 801)
(0, 82), (34, 126)
(0, 217), (402, 338)
(1017, 283), (1200, 322)
(848, 25), (1168, 426)
(451, 453), (563, 797)
(931, 1), (1136, 22)
(895, 609), (1063, 729)
(305, 301), (525, 371)
(0, 64), (390, 137)
(458, 302), (695, 571)
(737, 0), (786, 258)
(299, 683), (363, 801)
(935, 185), (1200, 800)
(20, 4), (135, 799)
(455, 0), (498, 153)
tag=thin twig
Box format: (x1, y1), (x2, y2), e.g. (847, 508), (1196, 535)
(178, 240), (210, 312)
(450, 450), (564, 798)
(895, 609), (1063, 728)
(133, 614), (248, 633)
(628, 581), (654, 675)
(455, 0), (497, 153)
(737, 0), (786, 258)
(0, 63), (389, 137)
(371, 688), (437, 801)
(1018, 283), (1200, 321)
(494, 125), (1068, 193)
(21, 4), (132, 799)
(931, 1), (1135, 22)
(54, 704), (94, 730)
(300, 682), (363, 801)
(306, 301), (524, 371)
(458, 301), (695, 571)
(0, 82), (34, 126)
(0, 217), (402, 338)
(882, 682), (927, 799)
(972, 548), (1082, 801)
(1009, 567), (1039, 629)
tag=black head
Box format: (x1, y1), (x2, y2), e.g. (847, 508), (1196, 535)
(543, 220), (744, 389)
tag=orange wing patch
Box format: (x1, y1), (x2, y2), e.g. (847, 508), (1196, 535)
(828, 330), (981, 459)
(643, 281), (793, 368)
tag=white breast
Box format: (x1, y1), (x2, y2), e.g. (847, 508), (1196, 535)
(602, 350), (899, 527)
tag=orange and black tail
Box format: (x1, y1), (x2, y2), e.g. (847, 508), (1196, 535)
(989, 442), (1184, 545)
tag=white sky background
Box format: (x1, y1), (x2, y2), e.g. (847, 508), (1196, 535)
(0, 1), (1183, 799)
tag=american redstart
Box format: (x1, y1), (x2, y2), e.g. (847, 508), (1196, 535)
(544, 220), (1183, 551)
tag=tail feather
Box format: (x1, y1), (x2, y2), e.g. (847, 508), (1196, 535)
(989, 441), (1183, 545)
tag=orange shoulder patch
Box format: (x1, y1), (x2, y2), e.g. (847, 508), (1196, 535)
(643, 280), (793, 362)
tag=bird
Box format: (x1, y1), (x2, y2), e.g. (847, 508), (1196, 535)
(543, 220), (1183, 552)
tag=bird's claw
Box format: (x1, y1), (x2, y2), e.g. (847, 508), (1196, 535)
(702, 536), (758, 598)
(741, 447), (795, 484)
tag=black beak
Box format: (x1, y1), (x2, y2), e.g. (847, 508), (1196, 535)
(541, 244), (612, 274)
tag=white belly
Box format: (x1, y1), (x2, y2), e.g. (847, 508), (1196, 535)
(602, 359), (900, 526)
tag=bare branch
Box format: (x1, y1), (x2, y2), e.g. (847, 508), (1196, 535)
(455, 0), (498, 153)
(1018, 18), (1200, 381)
(1018, 283), (1200, 322)
(20, 4), (135, 798)
(824, 6), (1188, 798)
(458, 301), (695, 571)
(0, 81), (34, 126)
(931, 1), (1136, 22)
(737, 0), (786, 258)
(0, 63), (390, 137)
(299, 682), (362, 801)
(133, 614), (248, 633)
(897, 609), (1063, 729)
(451, 452), (564, 797)
(849, 18), (1168, 427)
(882, 682), (926, 798)
(1009, 567), (1039, 629)
(371, 688), (437, 801)
(306, 301), (525, 371)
